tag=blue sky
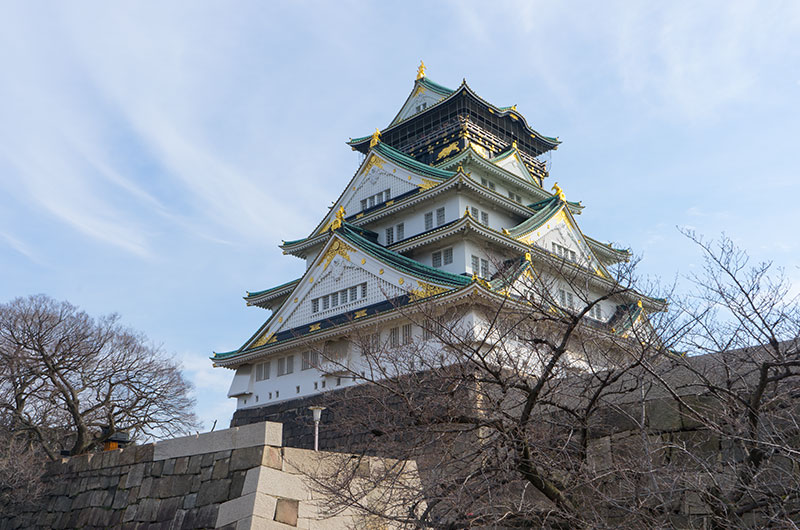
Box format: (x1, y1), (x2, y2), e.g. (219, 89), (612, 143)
(2, 2), (798, 432)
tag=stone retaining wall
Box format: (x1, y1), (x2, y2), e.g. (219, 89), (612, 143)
(0, 422), (412, 529)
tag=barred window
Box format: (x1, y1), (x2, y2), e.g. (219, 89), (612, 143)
(471, 255), (480, 275)
(436, 207), (445, 226)
(386, 226), (394, 245)
(302, 351), (318, 370)
(480, 211), (489, 226)
(255, 361), (270, 381)
(277, 357), (286, 376)
(443, 247), (453, 265)
(402, 324), (413, 344)
(396, 222), (404, 241)
(286, 355), (294, 374)
(424, 212), (433, 230)
(389, 327), (399, 347)
(481, 258), (489, 278)
(432, 251), (442, 268)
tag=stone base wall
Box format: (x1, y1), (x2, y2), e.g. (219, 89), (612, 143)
(0, 422), (413, 530)
(230, 389), (361, 452)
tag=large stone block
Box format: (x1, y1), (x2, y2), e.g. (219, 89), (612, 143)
(156, 496), (182, 522)
(213, 458), (232, 479)
(153, 422), (283, 461)
(126, 463), (146, 489)
(197, 478), (231, 506)
(231, 447), (265, 472)
(216, 492), (277, 528)
(274, 498), (299, 526)
(138, 497), (161, 521)
(242, 466), (310, 501)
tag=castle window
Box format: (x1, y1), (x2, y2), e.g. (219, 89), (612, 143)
(360, 199), (367, 211)
(481, 178), (496, 191)
(481, 258), (489, 278)
(588, 304), (603, 320)
(396, 222), (404, 241)
(386, 226), (394, 245)
(558, 289), (575, 309)
(402, 324), (413, 344)
(436, 207), (445, 226)
(470, 207), (489, 226)
(508, 191), (523, 203)
(390, 327), (400, 347)
(255, 361), (270, 381)
(552, 243), (577, 263)
(302, 351), (318, 370)
(312, 282), (368, 314)
(432, 247), (453, 268)
(277, 355), (294, 376)
(424, 212), (433, 230)
(471, 255), (480, 274)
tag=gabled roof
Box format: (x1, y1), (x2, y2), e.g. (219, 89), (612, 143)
(437, 144), (558, 203)
(304, 141), (456, 240)
(348, 79), (560, 156)
(338, 223), (470, 287)
(387, 77), (455, 126)
(214, 222), (472, 363)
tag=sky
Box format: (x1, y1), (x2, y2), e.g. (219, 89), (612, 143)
(1, 2), (799, 433)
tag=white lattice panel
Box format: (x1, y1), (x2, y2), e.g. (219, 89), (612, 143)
(342, 165), (418, 215)
(281, 256), (404, 330)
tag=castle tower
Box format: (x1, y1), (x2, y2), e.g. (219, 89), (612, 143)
(212, 64), (660, 422)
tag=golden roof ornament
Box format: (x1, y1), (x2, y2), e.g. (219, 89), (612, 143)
(511, 104), (517, 111)
(369, 128), (381, 148)
(512, 140), (518, 149)
(330, 205), (346, 231)
(416, 60), (426, 80)
(464, 206), (471, 218)
(551, 182), (566, 201)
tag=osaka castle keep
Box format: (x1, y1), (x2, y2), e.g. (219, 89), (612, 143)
(212, 62), (662, 415)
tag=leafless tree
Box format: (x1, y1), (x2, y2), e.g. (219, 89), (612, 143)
(0, 294), (199, 508)
(295, 235), (799, 529)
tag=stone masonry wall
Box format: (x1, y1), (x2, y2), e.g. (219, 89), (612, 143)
(0, 421), (414, 530)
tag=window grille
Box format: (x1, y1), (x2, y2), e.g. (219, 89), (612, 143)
(386, 226), (394, 245)
(255, 361), (270, 381)
(286, 355), (294, 374)
(471, 255), (480, 274)
(402, 324), (412, 344)
(436, 207), (445, 226)
(396, 222), (404, 241)
(481, 259), (489, 278)
(432, 251), (442, 268)
(277, 357), (286, 376)
(480, 211), (489, 226)
(424, 212), (433, 230)
(390, 327), (399, 347)
(443, 247), (453, 265)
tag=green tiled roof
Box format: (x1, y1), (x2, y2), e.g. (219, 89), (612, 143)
(246, 278), (300, 298)
(509, 196), (564, 238)
(373, 142), (456, 180)
(339, 223), (471, 287)
(418, 77), (454, 96)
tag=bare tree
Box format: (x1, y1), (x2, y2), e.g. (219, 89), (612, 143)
(0, 294), (199, 504)
(295, 236), (799, 529)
